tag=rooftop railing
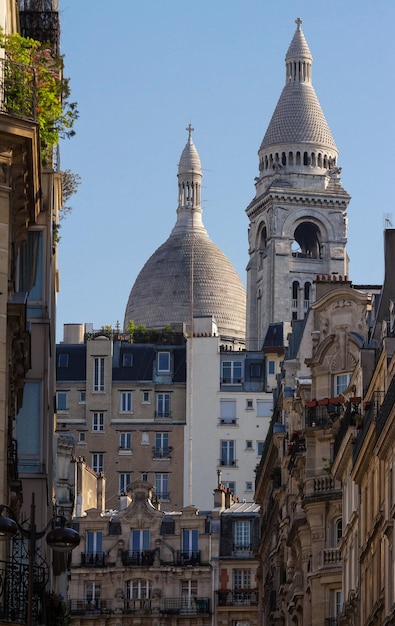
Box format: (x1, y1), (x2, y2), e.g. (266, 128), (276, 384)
(0, 58), (37, 122)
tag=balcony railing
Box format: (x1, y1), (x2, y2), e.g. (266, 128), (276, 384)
(152, 446), (172, 458)
(69, 599), (112, 615)
(219, 459), (237, 467)
(123, 598), (151, 613)
(321, 548), (341, 567)
(0, 558), (46, 625)
(0, 58), (37, 122)
(175, 550), (201, 566)
(217, 590), (258, 606)
(121, 550), (155, 566)
(81, 552), (107, 567)
(162, 597), (209, 615)
(232, 543), (252, 554)
(155, 411), (172, 420)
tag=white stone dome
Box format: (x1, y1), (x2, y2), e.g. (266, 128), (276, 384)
(124, 127), (246, 340)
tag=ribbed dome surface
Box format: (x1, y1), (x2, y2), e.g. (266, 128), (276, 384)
(124, 231), (246, 339)
(124, 127), (246, 340)
(260, 82), (337, 150)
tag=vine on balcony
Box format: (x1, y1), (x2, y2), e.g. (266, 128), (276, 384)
(0, 29), (78, 150)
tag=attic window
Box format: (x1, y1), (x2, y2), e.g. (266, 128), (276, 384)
(58, 353), (69, 367)
(123, 353), (133, 367)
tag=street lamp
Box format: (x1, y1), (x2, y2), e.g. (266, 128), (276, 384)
(0, 492), (80, 626)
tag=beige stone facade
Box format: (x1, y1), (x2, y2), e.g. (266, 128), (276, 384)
(67, 478), (260, 626)
(56, 327), (187, 511)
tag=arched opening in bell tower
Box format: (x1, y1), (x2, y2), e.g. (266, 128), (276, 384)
(291, 222), (321, 259)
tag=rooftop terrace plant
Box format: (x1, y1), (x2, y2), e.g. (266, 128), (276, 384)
(0, 29), (78, 151)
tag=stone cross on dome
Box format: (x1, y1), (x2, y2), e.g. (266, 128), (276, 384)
(186, 123), (194, 141)
(295, 17), (302, 29)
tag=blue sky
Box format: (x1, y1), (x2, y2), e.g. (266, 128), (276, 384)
(56, 0), (395, 339)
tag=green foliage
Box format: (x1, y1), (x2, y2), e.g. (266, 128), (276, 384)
(0, 30), (78, 150)
(59, 168), (81, 220)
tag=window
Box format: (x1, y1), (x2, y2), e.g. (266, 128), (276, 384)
(182, 529), (198, 562)
(126, 579), (151, 600)
(333, 518), (343, 546)
(142, 391), (150, 403)
(222, 481), (236, 493)
(221, 440), (235, 467)
(141, 472), (148, 482)
(79, 391), (86, 403)
(222, 360), (243, 384)
(58, 353), (69, 367)
(155, 473), (169, 500)
(123, 353), (133, 367)
(257, 400), (271, 417)
(250, 363), (261, 378)
(157, 351), (170, 373)
(246, 440), (253, 450)
(92, 412), (104, 432)
(233, 569), (251, 590)
(16, 382), (42, 473)
(268, 360), (275, 375)
(119, 473), (131, 493)
(157, 393), (170, 418)
(18, 230), (43, 302)
(245, 482), (253, 492)
(85, 582), (101, 605)
(220, 399), (236, 424)
(234, 521), (251, 551)
(86, 531), (103, 555)
(130, 529), (150, 552)
(141, 432), (149, 445)
(78, 432), (86, 443)
(246, 399), (253, 410)
(56, 391), (68, 412)
(92, 453), (104, 473)
(120, 391), (133, 413)
(93, 357), (105, 392)
(155, 432), (169, 457)
(181, 580), (197, 611)
(119, 432), (132, 450)
(335, 373), (351, 396)
(257, 441), (264, 456)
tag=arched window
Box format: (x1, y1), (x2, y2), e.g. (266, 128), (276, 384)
(281, 152), (286, 166)
(288, 152), (294, 165)
(332, 519), (343, 546)
(292, 281), (299, 319)
(304, 282), (311, 313)
(296, 151), (301, 165)
(303, 151), (309, 165)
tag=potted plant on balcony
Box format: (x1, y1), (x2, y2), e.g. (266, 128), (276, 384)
(0, 29), (78, 154)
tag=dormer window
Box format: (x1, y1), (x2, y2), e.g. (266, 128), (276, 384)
(157, 351), (170, 373)
(123, 353), (133, 367)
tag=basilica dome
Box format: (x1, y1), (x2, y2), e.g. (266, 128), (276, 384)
(124, 126), (246, 341)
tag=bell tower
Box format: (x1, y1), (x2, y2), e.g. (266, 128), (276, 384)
(246, 18), (350, 350)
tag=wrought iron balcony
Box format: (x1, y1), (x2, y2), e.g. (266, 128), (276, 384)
(217, 589), (258, 606)
(80, 551), (108, 567)
(154, 411), (172, 420)
(232, 543), (252, 554)
(69, 599), (112, 615)
(175, 550), (201, 566)
(0, 557), (46, 625)
(161, 597), (210, 615)
(0, 58), (37, 122)
(121, 549), (155, 566)
(152, 446), (172, 459)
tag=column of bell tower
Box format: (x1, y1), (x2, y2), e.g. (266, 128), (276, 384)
(245, 18), (350, 350)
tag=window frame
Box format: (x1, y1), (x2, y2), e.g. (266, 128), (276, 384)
(119, 432), (132, 450)
(58, 353), (69, 368)
(221, 360), (243, 385)
(119, 472), (131, 493)
(92, 453), (104, 473)
(92, 412), (104, 432)
(56, 391), (68, 412)
(157, 351), (171, 373)
(156, 393), (170, 418)
(155, 473), (169, 500)
(221, 440), (235, 467)
(93, 357), (105, 392)
(120, 391), (133, 413)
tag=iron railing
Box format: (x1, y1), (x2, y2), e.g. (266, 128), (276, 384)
(161, 597), (209, 615)
(175, 550), (201, 566)
(217, 590), (258, 606)
(0, 558), (46, 625)
(121, 550), (155, 566)
(69, 599), (112, 615)
(80, 552), (107, 567)
(0, 58), (37, 121)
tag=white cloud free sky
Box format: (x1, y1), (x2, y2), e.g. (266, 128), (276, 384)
(56, 0), (395, 339)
